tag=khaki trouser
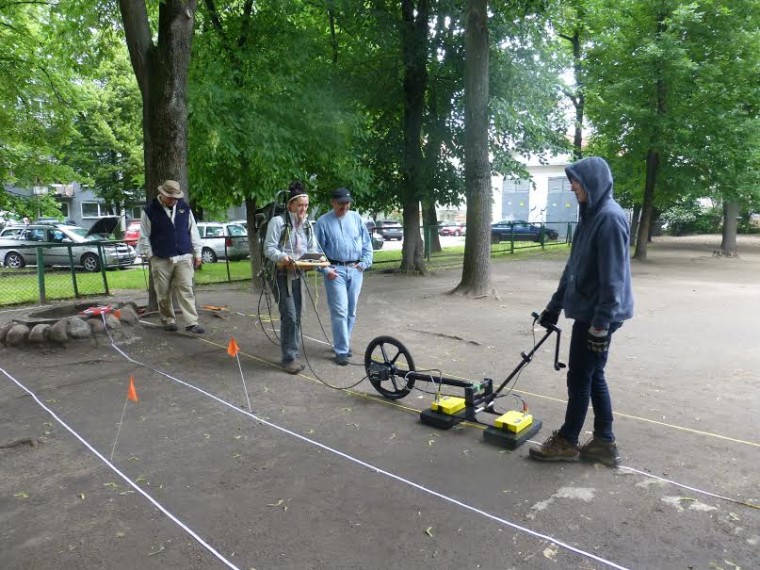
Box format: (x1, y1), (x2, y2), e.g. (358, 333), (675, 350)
(150, 257), (199, 327)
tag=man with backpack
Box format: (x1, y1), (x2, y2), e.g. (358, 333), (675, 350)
(263, 181), (322, 374)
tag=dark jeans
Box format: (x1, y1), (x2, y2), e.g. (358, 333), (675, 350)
(559, 320), (622, 444)
(274, 272), (302, 364)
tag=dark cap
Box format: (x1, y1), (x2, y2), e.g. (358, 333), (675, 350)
(332, 187), (352, 204)
(288, 181), (307, 203)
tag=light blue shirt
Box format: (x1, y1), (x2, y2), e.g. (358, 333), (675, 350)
(315, 210), (373, 270)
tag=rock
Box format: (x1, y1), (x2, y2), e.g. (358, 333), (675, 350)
(105, 314), (121, 329)
(117, 305), (139, 325)
(66, 317), (92, 339)
(28, 324), (51, 344)
(48, 319), (69, 343)
(6, 324), (30, 347)
(88, 318), (106, 334)
(0, 321), (16, 345)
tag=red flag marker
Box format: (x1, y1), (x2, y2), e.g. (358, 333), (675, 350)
(227, 337), (240, 358)
(127, 376), (138, 402)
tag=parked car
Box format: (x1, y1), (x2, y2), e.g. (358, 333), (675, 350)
(438, 222), (466, 237)
(490, 220), (558, 243)
(376, 220), (403, 241)
(0, 217), (135, 271)
(230, 219), (248, 230)
(196, 222), (249, 263)
(124, 220), (141, 248)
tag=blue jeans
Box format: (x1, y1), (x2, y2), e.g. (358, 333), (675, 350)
(274, 272), (302, 363)
(559, 320), (622, 444)
(323, 265), (364, 358)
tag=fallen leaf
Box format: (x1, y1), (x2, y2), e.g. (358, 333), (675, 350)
(14, 492), (29, 499)
(388, 433), (397, 440)
(78, 493), (85, 500)
(425, 527), (434, 538)
(103, 482), (120, 489)
(115, 532), (125, 538)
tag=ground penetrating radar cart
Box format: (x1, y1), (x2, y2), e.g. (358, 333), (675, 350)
(363, 313), (565, 449)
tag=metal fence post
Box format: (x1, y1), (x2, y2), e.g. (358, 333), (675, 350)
(35, 246), (46, 304)
(98, 243), (110, 295)
(66, 244), (79, 298)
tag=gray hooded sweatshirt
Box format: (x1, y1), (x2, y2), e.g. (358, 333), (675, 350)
(547, 157), (634, 330)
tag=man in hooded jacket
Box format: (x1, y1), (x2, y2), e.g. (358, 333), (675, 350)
(530, 156), (633, 467)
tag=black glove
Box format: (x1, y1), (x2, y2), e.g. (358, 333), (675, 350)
(538, 309), (560, 328)
(587, 327), (610, 353)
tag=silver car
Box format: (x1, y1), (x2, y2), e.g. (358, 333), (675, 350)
(196, 222), (249, 263)
(0, 217), (135, 272)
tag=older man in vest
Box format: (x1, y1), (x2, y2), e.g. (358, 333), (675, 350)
(137, 180), (205, 334)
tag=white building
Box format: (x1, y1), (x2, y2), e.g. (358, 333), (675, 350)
(494, 154), (577, 239)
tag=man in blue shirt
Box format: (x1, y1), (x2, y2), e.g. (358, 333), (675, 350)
(530, 157), (634, 467)
(315, 188), (373, 366)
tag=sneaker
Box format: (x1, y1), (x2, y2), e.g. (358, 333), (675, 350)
(580, 437), (621, 467)
(282, 361), (305, 374)
(347, 349), (353, 358)
(334, 355), (349, 366)
(185, 324), (205, 334)
(529, 430), (580, 462)
(163, 322), (178, 332)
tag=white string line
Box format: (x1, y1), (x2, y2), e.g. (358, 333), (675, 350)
(0, 366), (240, 570)
(618, 466), (759, 509)
(103, 342), (630, 570)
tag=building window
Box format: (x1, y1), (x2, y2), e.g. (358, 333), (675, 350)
(81, 202), (105, 218)
(59, 203), (70, 219)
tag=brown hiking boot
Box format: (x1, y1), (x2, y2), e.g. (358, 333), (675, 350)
(282, 361), (305, 375)
(580, 437), (621, 467)
(529, 430), (580, 462)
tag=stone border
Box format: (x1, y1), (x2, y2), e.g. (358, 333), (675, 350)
(0, 302), (141, 348)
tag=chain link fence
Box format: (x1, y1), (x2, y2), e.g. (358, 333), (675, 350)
(0, 222), (576, 307)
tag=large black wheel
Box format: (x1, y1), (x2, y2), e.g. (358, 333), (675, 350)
(4, 251), (25, 269)
(364, 336), (416, 399)
(81, 253), (101, 272)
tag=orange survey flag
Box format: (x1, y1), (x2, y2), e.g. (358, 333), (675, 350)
(227, 337), (240, 357)
(127, 376), (139, 403)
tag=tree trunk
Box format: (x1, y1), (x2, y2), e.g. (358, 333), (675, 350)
(633, 149), (658, 260)
(452, 0), (491, 296)
(717, 201), (739, 257)
(399, 0), (429, 274)
(119, 0), (197, 309)
(630, 203), (641, 246)
(570, 29), (584, 160)
(244, 196), (266, 290)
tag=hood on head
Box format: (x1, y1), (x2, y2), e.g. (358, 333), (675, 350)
(565, 157), (613, 209)
(86, 216), (120, 238)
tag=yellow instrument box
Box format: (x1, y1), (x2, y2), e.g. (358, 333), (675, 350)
(431, 396), (466, 415)
(494, 410), (533, 433)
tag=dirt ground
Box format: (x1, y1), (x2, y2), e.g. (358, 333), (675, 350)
(1, 235), (758, 570)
